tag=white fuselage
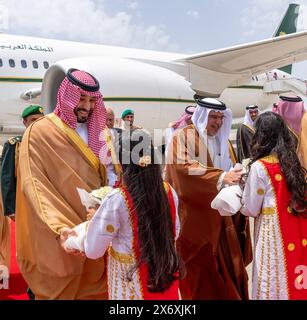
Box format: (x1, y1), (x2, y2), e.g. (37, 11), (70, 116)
(0, 34), (297, 140)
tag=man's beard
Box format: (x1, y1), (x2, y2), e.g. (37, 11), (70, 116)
(75, 108), (91, 123)
(77, 116), (88, 123)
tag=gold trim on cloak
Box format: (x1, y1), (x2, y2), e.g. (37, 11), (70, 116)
(228, 140), (238, 165)
(47, 113), (107, 182)
(14, 141), (21, 178)
(242, 123), (255, 133)
(238, 124), (255, 161)
(287, 126), (298, 141)
(102, 127), (122, 178)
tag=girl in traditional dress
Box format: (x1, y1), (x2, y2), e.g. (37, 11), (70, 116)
(64, 129), (181, 300)
(240, 111), (307, 300)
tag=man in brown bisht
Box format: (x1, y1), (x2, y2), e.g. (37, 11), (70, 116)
(165, 97), (252, 300)
(16, 69), (113, 300)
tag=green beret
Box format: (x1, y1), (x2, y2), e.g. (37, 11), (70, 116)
(22, 105), (44, 119)
(121, 109), (134, 119)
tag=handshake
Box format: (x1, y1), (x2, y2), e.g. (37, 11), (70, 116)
(59, 186), (113, 254)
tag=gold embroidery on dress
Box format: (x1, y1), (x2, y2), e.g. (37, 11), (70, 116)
(257, 188), (265, 196)
(108, 248), (115, 299)
(111, 257), (115, 298)
(258, 160), (290, 297)
(106, 224), (115, 233)
(260, 154), (279, 164)
(287, 243), (295, 251)
(257, 215), (266, 299)
(266, 216), (271, 300)
(119, 258), (127, 300)
(109, 246), (134, 264)
(302, 239), (307, 247)
(261, 207), (275, 215)
(275, 174), (282, 182)
(114, 258), (119, 299)
(120, 189), (144, 299)
(129, 279), (136, 300)
(272, 214), (280, 299)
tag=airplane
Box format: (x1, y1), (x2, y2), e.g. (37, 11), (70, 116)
(0, 3), (306, 144)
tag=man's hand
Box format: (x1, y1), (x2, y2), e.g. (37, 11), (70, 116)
(58, 227), (85, 256)
(223, 169), (243, 186)
(9, 213), (16, 221)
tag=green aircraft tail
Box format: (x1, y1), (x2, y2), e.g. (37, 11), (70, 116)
(274, 3), (300, 74)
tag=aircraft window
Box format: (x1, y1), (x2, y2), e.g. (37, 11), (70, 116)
(0, 59), (2, 67)
(32, 60), (38, 69)
(9, 59), (15, 68)
(21, 60), (27, 68)
(43, 61), (49, 69)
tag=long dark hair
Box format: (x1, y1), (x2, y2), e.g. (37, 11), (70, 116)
(119, 129), (181, 292)
(249, 112), (306, 215)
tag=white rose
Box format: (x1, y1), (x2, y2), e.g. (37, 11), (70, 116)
(90, 186), (113, 200)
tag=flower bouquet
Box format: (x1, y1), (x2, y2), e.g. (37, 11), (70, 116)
(77, 186), (113, 210)
(64, 186), (113, 252)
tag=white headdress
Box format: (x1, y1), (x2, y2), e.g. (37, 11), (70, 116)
(192, 98), (232, 171)
(243, 105), (259, 128)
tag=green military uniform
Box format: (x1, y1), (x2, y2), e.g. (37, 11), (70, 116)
(1, 136), (22, 216)
(1, 104), (44, 218)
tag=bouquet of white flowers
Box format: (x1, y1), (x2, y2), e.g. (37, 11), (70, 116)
(76, 186), (113, 210)
(64, 186), (113, 252)
(90, 186), (113, 201)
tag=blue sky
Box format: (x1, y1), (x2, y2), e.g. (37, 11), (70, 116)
(1, 0), (307, 79)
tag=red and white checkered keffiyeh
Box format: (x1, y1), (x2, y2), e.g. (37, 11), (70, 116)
(173, 107), (196, 129)
(273, 98), (305, 136)
(54, 70), (111, 163)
